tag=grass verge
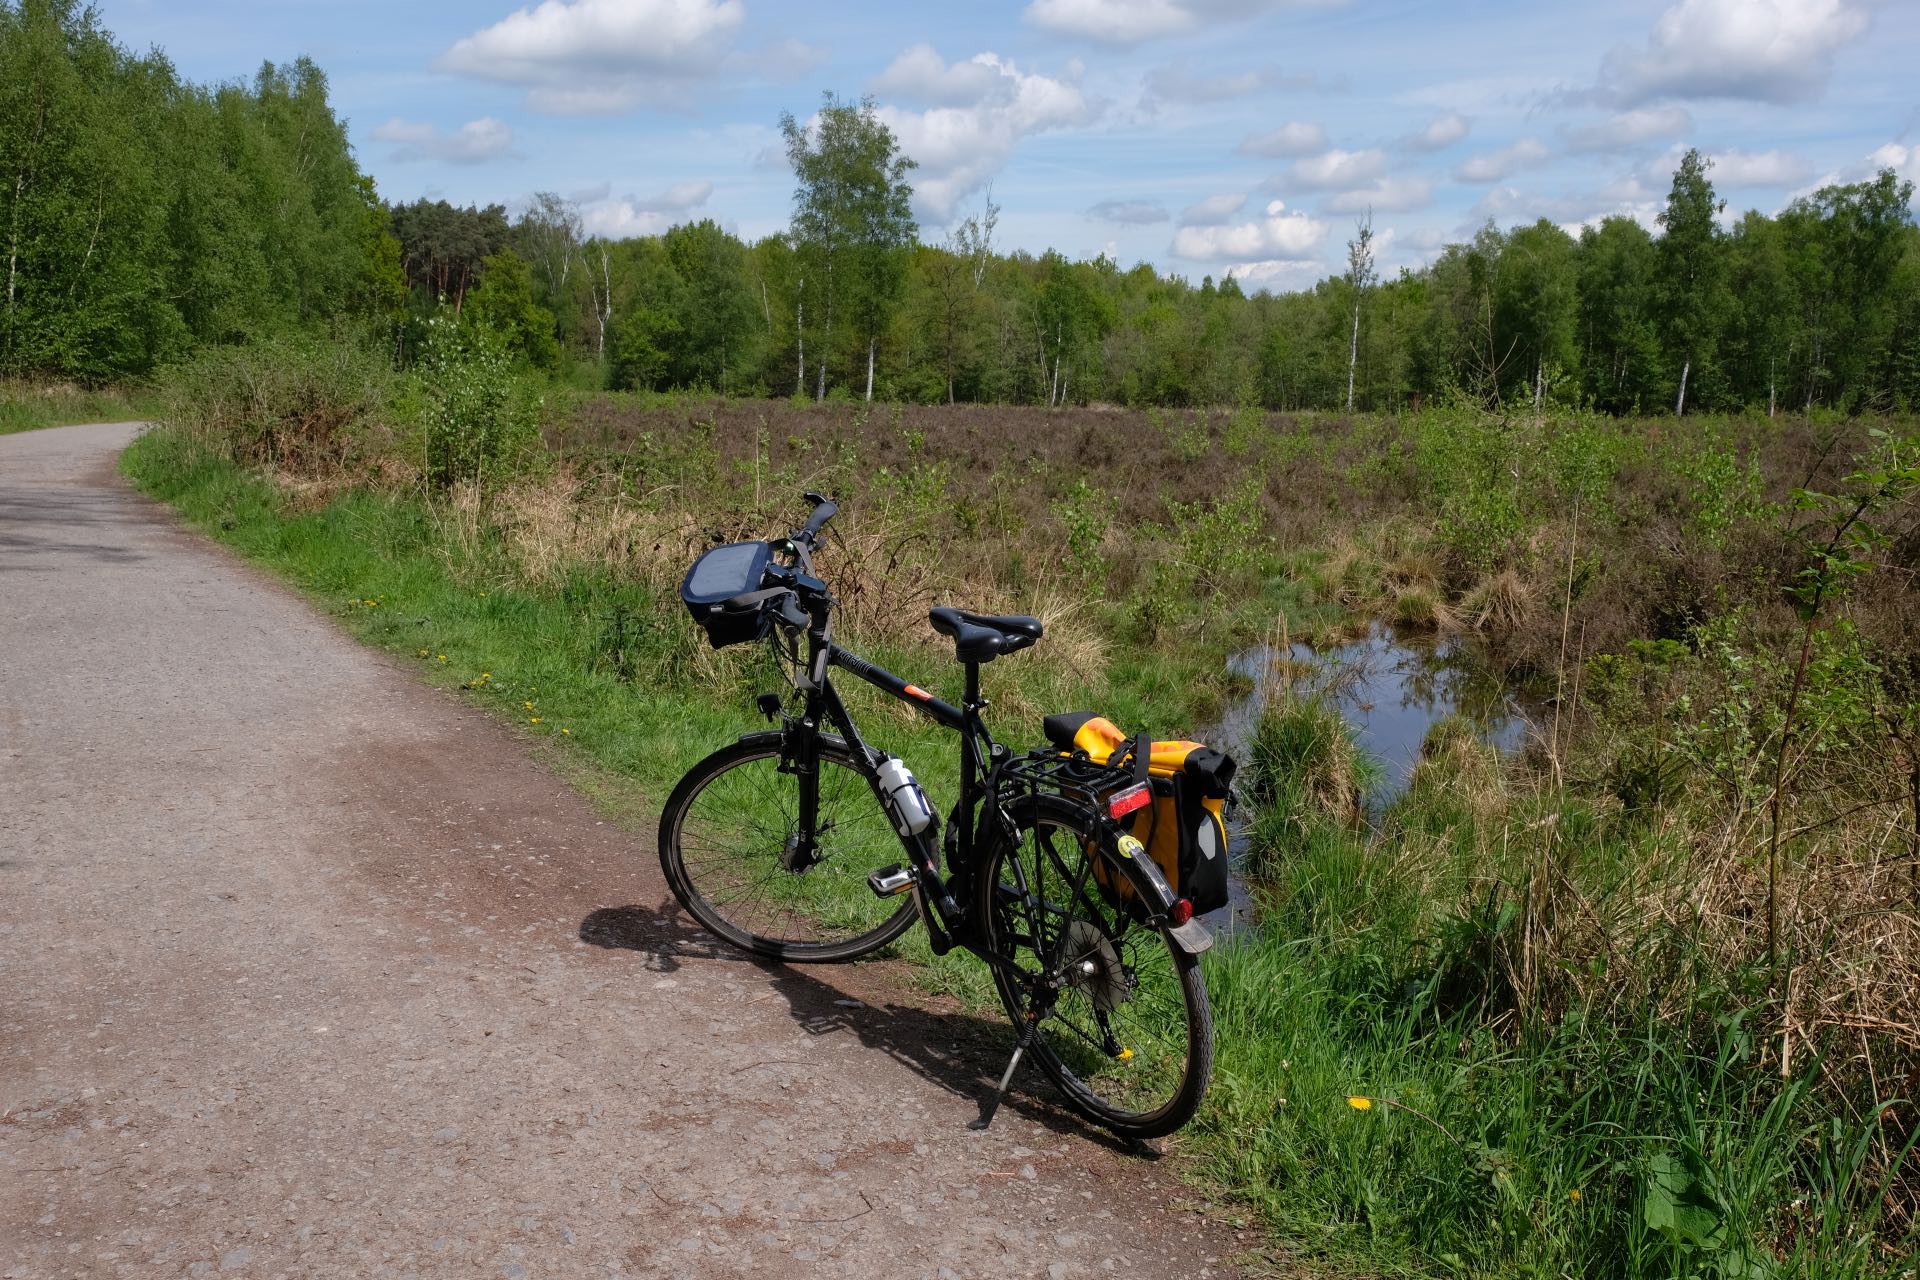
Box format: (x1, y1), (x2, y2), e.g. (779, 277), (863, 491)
(2, 382), (159, 434)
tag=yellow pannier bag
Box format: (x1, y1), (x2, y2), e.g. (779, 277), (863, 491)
(1040, 713), (1235, 915)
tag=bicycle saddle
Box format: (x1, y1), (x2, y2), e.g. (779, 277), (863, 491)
(928, 607), (1043, 664)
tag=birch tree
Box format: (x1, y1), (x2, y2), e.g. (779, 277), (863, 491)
(1344, 211), (1375, 412)
(780, 94), (916, 401)
(1656, 149), (1727, 416)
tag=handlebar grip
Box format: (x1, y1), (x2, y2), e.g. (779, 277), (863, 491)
(796, 494), (838, 545)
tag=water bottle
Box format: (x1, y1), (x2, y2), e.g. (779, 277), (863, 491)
(875, 756), (934, 837)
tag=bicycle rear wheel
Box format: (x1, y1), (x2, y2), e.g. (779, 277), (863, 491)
(658, 733), (918, 963)
(974, 795), (1213, 1139)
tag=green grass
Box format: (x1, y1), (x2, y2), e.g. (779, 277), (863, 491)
(121, 420), (1919, 1280)
(2, 382), (158, 434)
(1192, 696), (1916, 1279)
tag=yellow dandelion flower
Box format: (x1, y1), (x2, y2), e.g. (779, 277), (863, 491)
(436, 654), (448, 662)
(1569, 1189), (1581, 1203)
(560, 728), (570, 735)
(1346, 1096), (1373, 1111)
(1116, 1047), (1134, 1061)
(530, 717), (541, 724)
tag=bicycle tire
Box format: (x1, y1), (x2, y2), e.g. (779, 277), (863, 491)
(974, 794), (1213, 1139)
(658, 733), (920, 963)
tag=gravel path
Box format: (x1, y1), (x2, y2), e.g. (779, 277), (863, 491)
(0, 423), (1255, 1279)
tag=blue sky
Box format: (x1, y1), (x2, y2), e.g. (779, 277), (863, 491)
(99, 0), (1920, 289)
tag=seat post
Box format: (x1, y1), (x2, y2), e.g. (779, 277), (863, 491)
(963, 661), (982, 709)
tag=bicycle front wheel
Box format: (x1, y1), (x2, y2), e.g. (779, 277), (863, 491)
(975, 795), (1213, 1139)
(658, 734), (919, 963)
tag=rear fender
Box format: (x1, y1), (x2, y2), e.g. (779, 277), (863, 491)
(1107, 833), (1213, 955)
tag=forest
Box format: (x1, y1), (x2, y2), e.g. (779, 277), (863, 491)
(4, 0), (1917, 416)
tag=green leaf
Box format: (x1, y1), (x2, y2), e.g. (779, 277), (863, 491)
(1643, 1150), (1727, 1251)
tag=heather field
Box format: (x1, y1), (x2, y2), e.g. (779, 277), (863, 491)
(122, 344), (1920, 1277)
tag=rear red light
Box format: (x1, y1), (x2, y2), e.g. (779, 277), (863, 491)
(1108, 782), (1152, 819)
(1168, 898), (1194, 926)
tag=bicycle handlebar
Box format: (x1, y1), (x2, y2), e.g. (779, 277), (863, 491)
(776, 492), (838, 579)
(794, 492), (838, 548)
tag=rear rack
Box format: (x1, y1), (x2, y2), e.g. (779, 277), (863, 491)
(994, 749), (1135, 811)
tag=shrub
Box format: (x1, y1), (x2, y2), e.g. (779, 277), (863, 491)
(413, 315), (543, 490)
(158, 334), (395, 471)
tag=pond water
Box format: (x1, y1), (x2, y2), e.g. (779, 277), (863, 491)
(1202, 623), (1544, 931)
(1220, 625), (1542, 805)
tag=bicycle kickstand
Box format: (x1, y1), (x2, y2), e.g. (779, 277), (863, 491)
(969, 1009), (1041, 1131)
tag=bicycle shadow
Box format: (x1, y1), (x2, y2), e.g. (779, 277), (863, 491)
(578, 900), (738, 974)
(578, 903), (1148, 1156)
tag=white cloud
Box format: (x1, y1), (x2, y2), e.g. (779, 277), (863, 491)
(1237, 121), (1328, 158)
(1171, 200), (1328, 261)
(439, 0), (745, 114)
(873, 51), (1093, 222)
(1401, 112), (1469, 152)
(1141, 61), (1318, 105)
(1706, 148), (1810, 187)
(1286, 148), (1387, 190)
(1596, 0), (1871, 106)
(1464, 178), (1665, 237)
(1377, 226), (1451, 271)
(1453, 138), (1551, 183)
(1216, 258), (1326, 288)
(870, 44), (1012, 107)
(1564, 106), (1692, 153)
(370, 117), (515, 164)
(1025, 0), (1342, 47)
(583, 206), (675, 239)
(1088, 199), (1170, 224)
(580, 180), (714, 239)
(1867, 142), (1920, 186)
(1027, 0), (1193, 43)
(726, 38), (828, 80)
(640, 180), (716, 211)
(1323, 176), (1433, 214)
(1643, 144), (1809, 188)
(1789, 141), (1920, 202)
(1180, 192), (1249, 225)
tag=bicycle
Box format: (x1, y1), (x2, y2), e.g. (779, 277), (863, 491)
(658, 492), (1217, 1139)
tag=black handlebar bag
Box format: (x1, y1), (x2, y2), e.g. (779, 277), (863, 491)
(681, 541), (776, 649)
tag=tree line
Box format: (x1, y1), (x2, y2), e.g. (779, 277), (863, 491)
(0, 0), (401, 380)
(6, 0), (1918, 416)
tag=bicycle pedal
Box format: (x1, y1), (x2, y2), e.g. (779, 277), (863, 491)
(866, 865), (914, 898)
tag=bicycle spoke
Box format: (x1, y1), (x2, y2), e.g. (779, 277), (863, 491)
(663, 741), (916, 959)
(978, 799), (1210, 1137)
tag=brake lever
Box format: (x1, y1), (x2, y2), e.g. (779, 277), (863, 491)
(776, 595), (811, 630)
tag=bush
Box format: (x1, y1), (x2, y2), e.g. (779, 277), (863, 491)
(157, 334), (395, 471)
(413, 315), (543, 490)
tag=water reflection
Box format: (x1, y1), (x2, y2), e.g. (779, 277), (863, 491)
(1202, 624), (1541, 933)
(1222, 625), (1539, 807)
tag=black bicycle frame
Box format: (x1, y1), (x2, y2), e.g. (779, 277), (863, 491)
(783, 623), (1001, 943)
